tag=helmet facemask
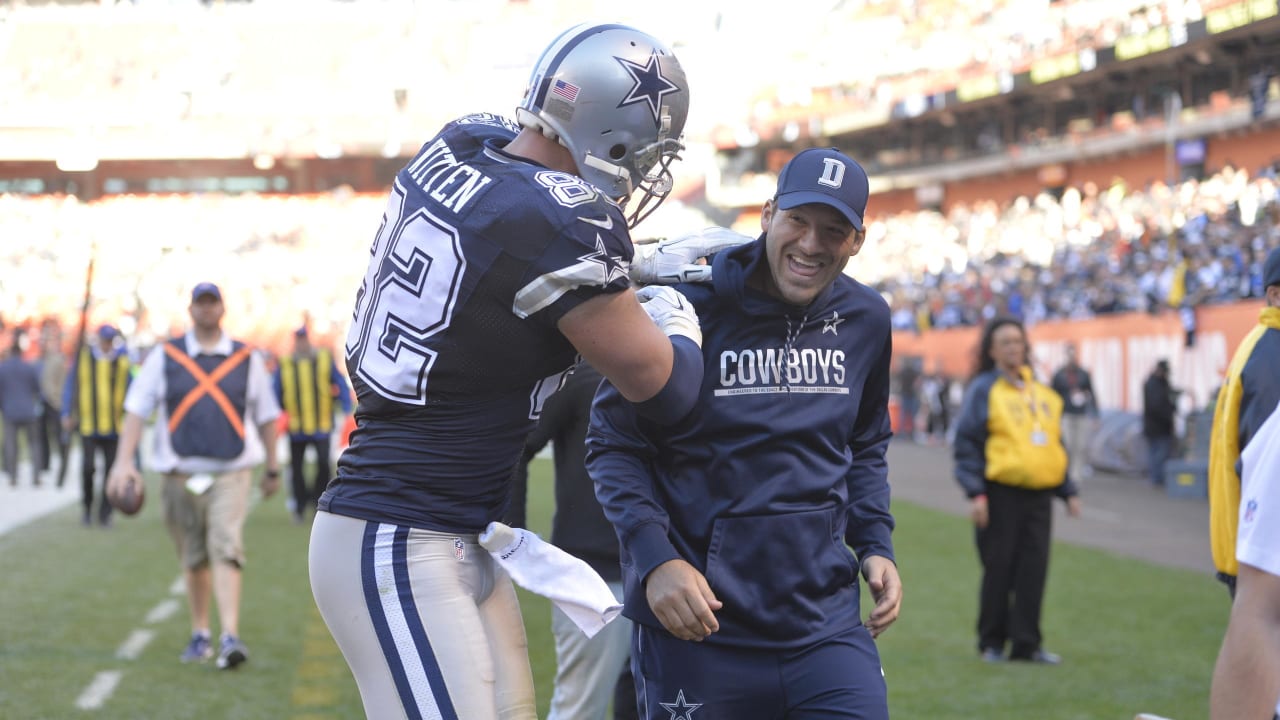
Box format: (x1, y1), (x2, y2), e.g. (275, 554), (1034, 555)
(584, 111), (685, 228)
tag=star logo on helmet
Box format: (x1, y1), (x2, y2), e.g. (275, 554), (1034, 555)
(616, 50), (680, 126)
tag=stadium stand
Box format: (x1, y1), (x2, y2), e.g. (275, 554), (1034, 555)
(2, 0), (1280, 358)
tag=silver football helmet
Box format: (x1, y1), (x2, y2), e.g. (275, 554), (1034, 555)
(517, 23), (689, 228)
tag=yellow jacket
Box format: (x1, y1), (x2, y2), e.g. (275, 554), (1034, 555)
(954, 366), (1075, 497)
(1209, 306), (1280, 579)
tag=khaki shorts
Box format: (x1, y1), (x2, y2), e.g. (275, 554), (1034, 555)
(162, 469), (251, 570)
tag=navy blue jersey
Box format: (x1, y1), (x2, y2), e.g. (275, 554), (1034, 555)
(320, 113), (633, 532)
(587, 238), (895, 649)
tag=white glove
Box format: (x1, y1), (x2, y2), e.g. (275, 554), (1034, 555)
(630, 227), (755, 285)
(635, 285), (701, 347)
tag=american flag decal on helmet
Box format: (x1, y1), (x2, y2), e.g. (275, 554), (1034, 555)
(552, 79), (580, 102)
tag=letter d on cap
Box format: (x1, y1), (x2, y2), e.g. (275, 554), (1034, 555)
(818, 158), (845, 188)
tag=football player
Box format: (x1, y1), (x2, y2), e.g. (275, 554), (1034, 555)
(308, 23), (707, 720)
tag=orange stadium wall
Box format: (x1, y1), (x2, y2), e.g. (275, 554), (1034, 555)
(892, 300), (1265, 416)
(866, 188), (919, 216)
(922, 125), (1280, 213)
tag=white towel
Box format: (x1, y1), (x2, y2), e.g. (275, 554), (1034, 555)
(479, 521), (623, 639)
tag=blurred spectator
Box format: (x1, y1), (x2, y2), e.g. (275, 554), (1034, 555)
(272, 325), (351, 525)
(953, 317), (1081, 665)
(107, 281), (282, 670)
(0, 330), (45, 486)
(920, 361), (953, 446)
(36, 320), (69, 484)
(1050, 343), (1098, 481)
(1142, 359), (1180, 487)
(61, 323), (131, 527)
(896, 357), (922, 440)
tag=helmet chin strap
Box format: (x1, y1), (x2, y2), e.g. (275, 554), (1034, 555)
(581, 154), (633, 198)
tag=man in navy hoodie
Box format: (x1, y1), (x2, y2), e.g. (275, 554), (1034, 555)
(587, 148), (900, 720)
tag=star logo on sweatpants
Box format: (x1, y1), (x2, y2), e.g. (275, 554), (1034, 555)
(823, 310), (845, 335)
(660, 689), (701, 719)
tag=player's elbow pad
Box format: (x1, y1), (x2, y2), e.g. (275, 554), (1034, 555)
(635, 336), (702, 424)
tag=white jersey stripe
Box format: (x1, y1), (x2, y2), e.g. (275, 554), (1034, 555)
(364, 523), (450, 720)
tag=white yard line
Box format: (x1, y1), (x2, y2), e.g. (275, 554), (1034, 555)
(115, 629), (155, 661)
(74, 671), (122, 710)
(145, 598), (181, 624)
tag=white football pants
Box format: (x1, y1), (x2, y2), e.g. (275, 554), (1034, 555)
(309, 510), (537, 720)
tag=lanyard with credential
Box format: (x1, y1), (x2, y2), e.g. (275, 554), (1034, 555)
(1006, 370), (1048, 446)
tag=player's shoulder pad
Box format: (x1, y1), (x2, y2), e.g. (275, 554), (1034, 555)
(531, 172), (631, 251)
(432, 113), (519, 152)
(448, 112), (522, 135)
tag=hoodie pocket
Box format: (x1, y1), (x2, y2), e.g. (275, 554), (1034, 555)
(704, 506), (858, 640)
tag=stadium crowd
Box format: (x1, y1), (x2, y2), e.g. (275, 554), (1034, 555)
(872, 162), (1280, 332)
(3, 158), (1279, 349)
(1, 0), (1276, 410)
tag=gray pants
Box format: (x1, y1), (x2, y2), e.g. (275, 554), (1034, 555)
(2, 418), (43, 485)
(548, 580), (631, 720)
(1060, 413), (1093, 480)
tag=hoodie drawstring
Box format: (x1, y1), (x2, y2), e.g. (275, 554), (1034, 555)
(780, 314), (808, 392)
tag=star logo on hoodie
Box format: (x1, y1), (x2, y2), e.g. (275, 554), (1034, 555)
(822, 310), (845, 335)
(660, 690), (701, 720)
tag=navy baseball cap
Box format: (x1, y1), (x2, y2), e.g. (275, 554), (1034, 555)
(191, 282), (222, 302)
(96, 324), (118, 341)
(1265, 246), (1280, 288)
(775, 147), (870, 231)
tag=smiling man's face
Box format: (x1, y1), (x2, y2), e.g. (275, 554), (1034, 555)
(757, 200), (864, 307)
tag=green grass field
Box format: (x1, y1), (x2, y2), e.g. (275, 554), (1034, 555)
(0, 458), (1225, 719)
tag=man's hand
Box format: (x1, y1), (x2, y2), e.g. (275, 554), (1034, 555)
(1066, 495), (1082, 518)
(630, 227), (754, 285)
(635, 286), (701, 347)
(970, 494), (989, 529)
(644, 559), (723, 641)
(261, 468), (281, 499)
(862, 555), (902, 638)
(106, 457), (143, 503)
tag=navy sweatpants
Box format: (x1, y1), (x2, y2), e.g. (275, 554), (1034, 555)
(629, 623), (888, 720)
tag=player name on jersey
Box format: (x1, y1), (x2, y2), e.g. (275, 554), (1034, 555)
(404, 138), (494, 213)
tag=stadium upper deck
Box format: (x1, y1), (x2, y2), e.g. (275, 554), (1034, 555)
(4, 0), (1280, 345)
(3, 0), (1275, 192)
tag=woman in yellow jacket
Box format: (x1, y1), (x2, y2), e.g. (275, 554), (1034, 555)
(954, 317), (1081, 664)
